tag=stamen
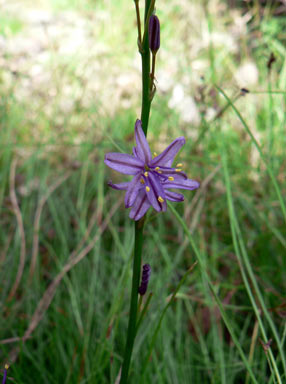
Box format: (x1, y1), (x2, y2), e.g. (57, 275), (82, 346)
(168, 176), (174, 181)
(158, 196), (164, 203)
(175, 168), (182, 172)
(176, 163), (183, 167)
(153, 152), (158, 157)
(155, 166), (160, 171)
(140, 178), (145, 184)
(5, 364), (9, 370)
(158, 170), (162, 174)
(145, 186), (150, 192)
(144, 171), (149, 177)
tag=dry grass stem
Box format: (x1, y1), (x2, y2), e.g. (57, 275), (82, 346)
(185, 164), (221, 222)
(8, 158), (26, 301)
(189, 195), (205, 233)
(0, 336), (32, 345)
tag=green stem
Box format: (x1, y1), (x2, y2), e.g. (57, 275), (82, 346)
(150, 53), (156, 92)
(120, 1), (154, 382)
(120, 220), (144, 383)
(140, 0), (152, 135)
(134, 0), (142, 45)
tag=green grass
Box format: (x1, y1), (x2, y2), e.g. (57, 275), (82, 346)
(0, 15), (23, 37)
(1, 0), (286, 383)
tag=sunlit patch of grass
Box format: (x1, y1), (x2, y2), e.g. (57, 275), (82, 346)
(0, 15), (23, 37)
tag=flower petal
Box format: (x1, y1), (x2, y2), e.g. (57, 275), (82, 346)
(134, 119), (152, 163)
(154, 166), (188, 180)
(125, 173), (143, 208)
(129, 190), (151, 221)
(165, 190), (184, 202)
(163, 178), (200, 191)
(108, 181), (130, 190)
(133, 146), (138, 157)
(144, 171), (166, 212)
(104, 153), (144, 175)
(150, 137), (185, 167)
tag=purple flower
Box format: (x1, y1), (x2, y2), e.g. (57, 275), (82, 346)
(104, 119), (200, 221)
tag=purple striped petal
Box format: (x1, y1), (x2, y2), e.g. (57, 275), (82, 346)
(144, 171), (166, 212)
(165, 190), (184, 202)
(104, 153), (144, 175)
(2, 365), (8, 384)
(133, 146), (138, 157)
(108, 181), (130, 190)
(163, 178), (200, 191)
(155, 166), (188, 180)
(125, 173), (143, 208)
(134, 119), (152, 163)
(150, 137), (186, 167)
(129, 190), (151, 221)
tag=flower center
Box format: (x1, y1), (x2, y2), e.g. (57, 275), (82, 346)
(144, 165), (150, 171)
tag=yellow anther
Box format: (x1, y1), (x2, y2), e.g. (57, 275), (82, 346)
(158, 196), (164, 203)
(168, 176), (174, 181)
(155, 166), (160, 171)
(140, 178), (145, 184)
(144, 171), (149, 177)
(5, 364), (9, 370)
(158, 170), (162, 174)
(176, 163), (183, 168)
(153, 152), (158, 157)
(145, 186), (150, 192)
(175, 168), (182, 172)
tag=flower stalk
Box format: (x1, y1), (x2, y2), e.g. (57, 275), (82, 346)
(120, 219), (144, 383)
(134, 0), (142, 49)
(119, 1), (153, 381)
(150, 53), (156, 94)
(140, 0), (153, 135)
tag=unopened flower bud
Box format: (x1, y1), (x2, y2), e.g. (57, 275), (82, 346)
(148, 15), (160, 53)
(138, 264), (151, 295)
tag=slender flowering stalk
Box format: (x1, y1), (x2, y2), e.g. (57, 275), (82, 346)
(134, 0), (142, 47)
(140, 0), (153, 135)
(120, 220), (144, 384)
(138, 264), (151, 295)
(118, 2), (154, 383)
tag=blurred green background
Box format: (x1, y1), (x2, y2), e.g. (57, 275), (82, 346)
(1, 0), (286, 383)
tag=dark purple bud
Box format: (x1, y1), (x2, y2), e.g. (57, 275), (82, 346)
(138, 264), (151, 296)
(148, 15), (160, 53)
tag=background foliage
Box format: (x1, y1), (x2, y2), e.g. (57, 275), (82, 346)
(1, 0), (286, 382)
